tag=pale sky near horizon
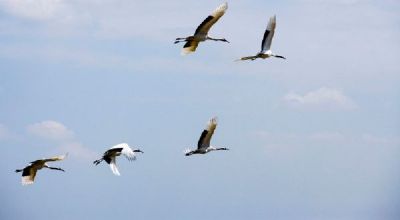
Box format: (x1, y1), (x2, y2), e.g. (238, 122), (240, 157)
(1, 0), (399, 220)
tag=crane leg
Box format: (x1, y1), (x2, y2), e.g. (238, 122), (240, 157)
(93, 158), (103, 165)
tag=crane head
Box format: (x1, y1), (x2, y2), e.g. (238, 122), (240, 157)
(134, 149), (144, 153)
(184, 148), (194, 156)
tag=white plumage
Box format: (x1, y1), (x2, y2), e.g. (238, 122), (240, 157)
(94, 143), (143, 176)
(237, 15), (286, 61)
(109, 157), (120, 176)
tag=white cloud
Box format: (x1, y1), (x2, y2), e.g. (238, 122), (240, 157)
(26, 120), (97, 161)
(27, 120), (74, 141)
(284, 87), (357, 110)
(0, 0), (68, 21)
(0, 1), (226, 39)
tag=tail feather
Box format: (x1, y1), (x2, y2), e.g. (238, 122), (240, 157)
(22, 176), (34, 185)
(182, 40), (199, 55)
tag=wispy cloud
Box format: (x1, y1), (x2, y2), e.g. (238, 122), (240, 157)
(26, 120), (97, 161)
(0, 1), (226, 39)
(0, 0), (68, 21)
(283, 87), (357, 110)
(27, 120), (74, 141)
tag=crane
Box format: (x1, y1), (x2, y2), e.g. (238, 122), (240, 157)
(93, 143), (143, 176)
(237, 15), (286, 61)
(174, 2), (229, 55)
(15, 154), (67, 185)
(185, 117), (228, 156)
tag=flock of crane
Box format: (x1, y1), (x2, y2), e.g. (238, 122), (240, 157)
(174, 2), (285, 59)
(16, 117), (226, 185)
(15, 2), (285, 185)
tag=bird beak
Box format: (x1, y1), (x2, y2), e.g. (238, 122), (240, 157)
(135, 149), (144, 153)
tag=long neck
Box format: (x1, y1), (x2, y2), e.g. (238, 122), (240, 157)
(45, 165), (64, 171)
(207, 37), (226, 42)
(207, 146), (220, 151)
(272, 54), (286, 59)
(214, 146), (228, 151)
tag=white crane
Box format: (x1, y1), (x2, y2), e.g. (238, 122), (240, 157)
(15, 154), (67, 185)
(237, 15), (286, 61)
(185, 117), (228, 156)
(93, 143), (143, 176)
(174, 2), (229, 55)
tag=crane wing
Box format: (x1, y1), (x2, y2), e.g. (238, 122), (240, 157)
(121, 145), (136, 161)
(197, 117), (218, 150)
(182, 40), (199, 55)
(109, 157), (120, 176)
(21, 165), (37, 185)
(100, 148), (121, 164)
(261, 15), (276, 53)
(110, 143), (128, 150)
(43, 154), (68, 162)
(194, 2), (228, 36)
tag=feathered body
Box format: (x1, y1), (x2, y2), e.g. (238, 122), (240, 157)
(94, 143), (143, 176)
(15, 154), (67, 185)
(175, 2), (229, 55)
(185, 117), (229, 156)
(237, 15), (286, 61)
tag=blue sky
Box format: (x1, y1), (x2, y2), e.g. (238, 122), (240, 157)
(0, 0), (399, 219)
